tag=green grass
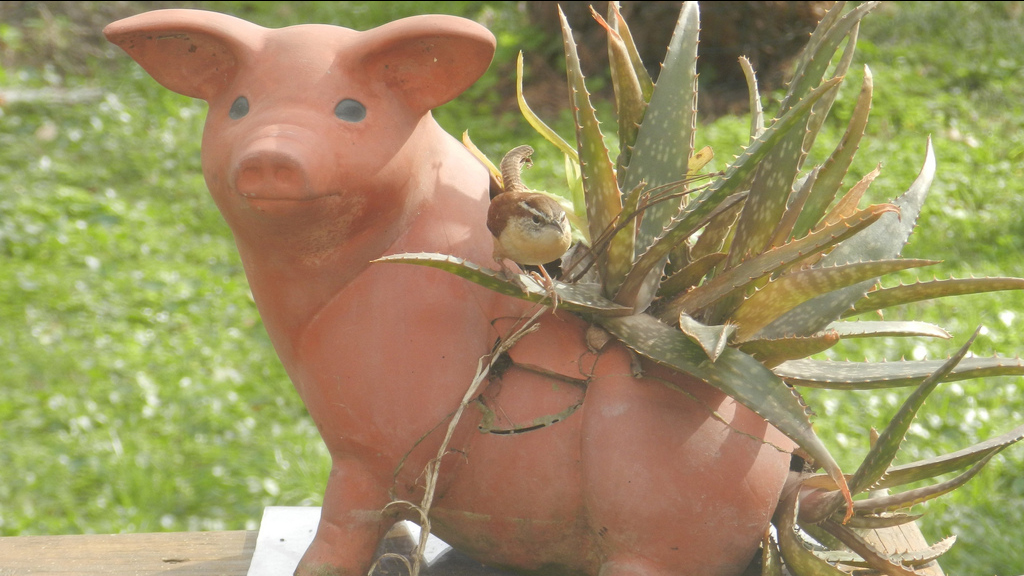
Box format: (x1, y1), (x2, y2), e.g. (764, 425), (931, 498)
(1, 2), (1022, 574)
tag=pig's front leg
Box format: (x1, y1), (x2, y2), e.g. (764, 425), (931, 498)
(295, 459), (392, 576)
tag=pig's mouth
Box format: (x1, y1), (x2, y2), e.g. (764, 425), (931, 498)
(237, 191), (341, 202)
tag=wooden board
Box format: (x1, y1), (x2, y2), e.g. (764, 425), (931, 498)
(0, 530), (257, 575)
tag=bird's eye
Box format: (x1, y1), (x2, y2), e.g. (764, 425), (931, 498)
(229, 96), (249, 119)
(335, 99), (366, 122)
(532, 215), (542, 224)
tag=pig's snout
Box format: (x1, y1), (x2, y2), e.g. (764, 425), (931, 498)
(233, 149), (310, 200)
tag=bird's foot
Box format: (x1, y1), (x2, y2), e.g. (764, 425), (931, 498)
(530, 265), (562, 313)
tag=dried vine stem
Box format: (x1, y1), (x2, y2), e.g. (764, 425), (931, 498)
(382, 305), (547, 576)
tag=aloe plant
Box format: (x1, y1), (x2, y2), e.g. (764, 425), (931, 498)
(378, 2), (1024, 572)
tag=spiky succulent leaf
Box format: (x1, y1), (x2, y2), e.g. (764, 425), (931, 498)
(622, 2), (699, 257)
(657, 202), (898, 322)
(776, 491), (849, 576)
(597, 3), (644, 292)
(780, 2), (878, 114)
(817, 520), (932, 576)
(762, 531), (783, 576)
(616, 77), (844, 309)
(844, 276), (1024, 317)
(591, 6), (646, 179)
(740, 56), (765, 139)
(677, 314), (734, 362)
(817, 165), (881, 232)
(461, 131), (502, 194)
(845, 513), (924, 530)
(774, 355), (1024, 390)
(814, 536), (954, 570)
(757, 139), (936, 338)
(373, 253), (631, 316)
(771, 166), (819, 249)
(874, 423), (1024, 489)
(854, 455), (995, 515)
(516, 52), (577, 165)
(731, 258), (939, 342)
(598, 313), (851, 504)
(793, 66), (874, 239)
(738, 331), (840, 368)
(825, 320), (950, 340)
(848, 333), (977, 495)
(727, 5), (873, 269)
(687, 195), (742, 262)
(559, 8), (626, 295)
(801, 21), (861, 159)
(607, 1), (653, 102)
(657, 252), (728, 299)
(761, 528), (782, 573)
(563, 153), (588, 239)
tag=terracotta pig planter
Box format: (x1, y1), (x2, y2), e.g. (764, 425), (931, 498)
(104, 10), (794, 576)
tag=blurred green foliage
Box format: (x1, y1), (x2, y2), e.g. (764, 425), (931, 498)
(1, 2), (1022, 574)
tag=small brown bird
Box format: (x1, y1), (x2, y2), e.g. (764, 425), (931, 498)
(487, 145), (572, 287)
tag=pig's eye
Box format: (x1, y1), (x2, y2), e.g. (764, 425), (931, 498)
(335, 99), (366, 123)
(229, 96), (249, 120)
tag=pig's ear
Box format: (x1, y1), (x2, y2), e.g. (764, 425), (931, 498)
(355, 15), (496, 114)
(104, 9), (262, 102)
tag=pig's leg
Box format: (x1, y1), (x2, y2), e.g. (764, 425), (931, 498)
(598, 556), (680, 576)
(295, 459), (391, 576)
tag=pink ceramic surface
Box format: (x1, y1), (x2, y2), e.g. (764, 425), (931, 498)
(104, 10), (794, 576)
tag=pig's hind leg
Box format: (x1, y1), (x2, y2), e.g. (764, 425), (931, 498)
(295, 460), (392, 576)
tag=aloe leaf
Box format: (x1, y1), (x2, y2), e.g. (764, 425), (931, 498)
(622, 2), (699, 257)
(461, 131), (503, 195)
(854, 454), (995, 514)
(656, 203), (898, 323)
(688, 145), (714, 174)
(793, 66), (874, 239)
(848, 332), (977, 495)
(738, 331), (840, 368)
(770, 166), (819, 249)
(594, 4), (643, 294)
(617, 77), (844, 310)
(680, 189), (742, 264)
(873, 422), (1024, 489)
(817, 520), (930, 576)
(739, 56), (765, 139)
(762, 530), (783, 576)
(571, 180), (648, 281)
(727, 5), (873, 268)
(591, 6), (646, 178)
(658, 252), (728, 300)
(775, 491), (849, 576)
(758, 139), (936, 339)
(677, 314), (735, 362)
(607, 1), (653, 101)
(564, 153), (588, 241)
(599, 313), (851, 504)
(845, 512), (924, 530)
(801, 21), (861, 157)
(843, 276), (1024, 317)
(733, 259), (941, 342)
(373, 253), (631, 316)
(516, 52), (577, 164)
(817, 164), (882, 231)
(826, 320), (950, 340)
(780, 2), (878, 115)
(814, 534), (954, 569)
(887, 535), (957, 567)
(559, 8), (626, 295)
(774, 355), (1024, 390)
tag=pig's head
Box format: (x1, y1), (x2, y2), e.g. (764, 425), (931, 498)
(104, 9), (496, 258)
